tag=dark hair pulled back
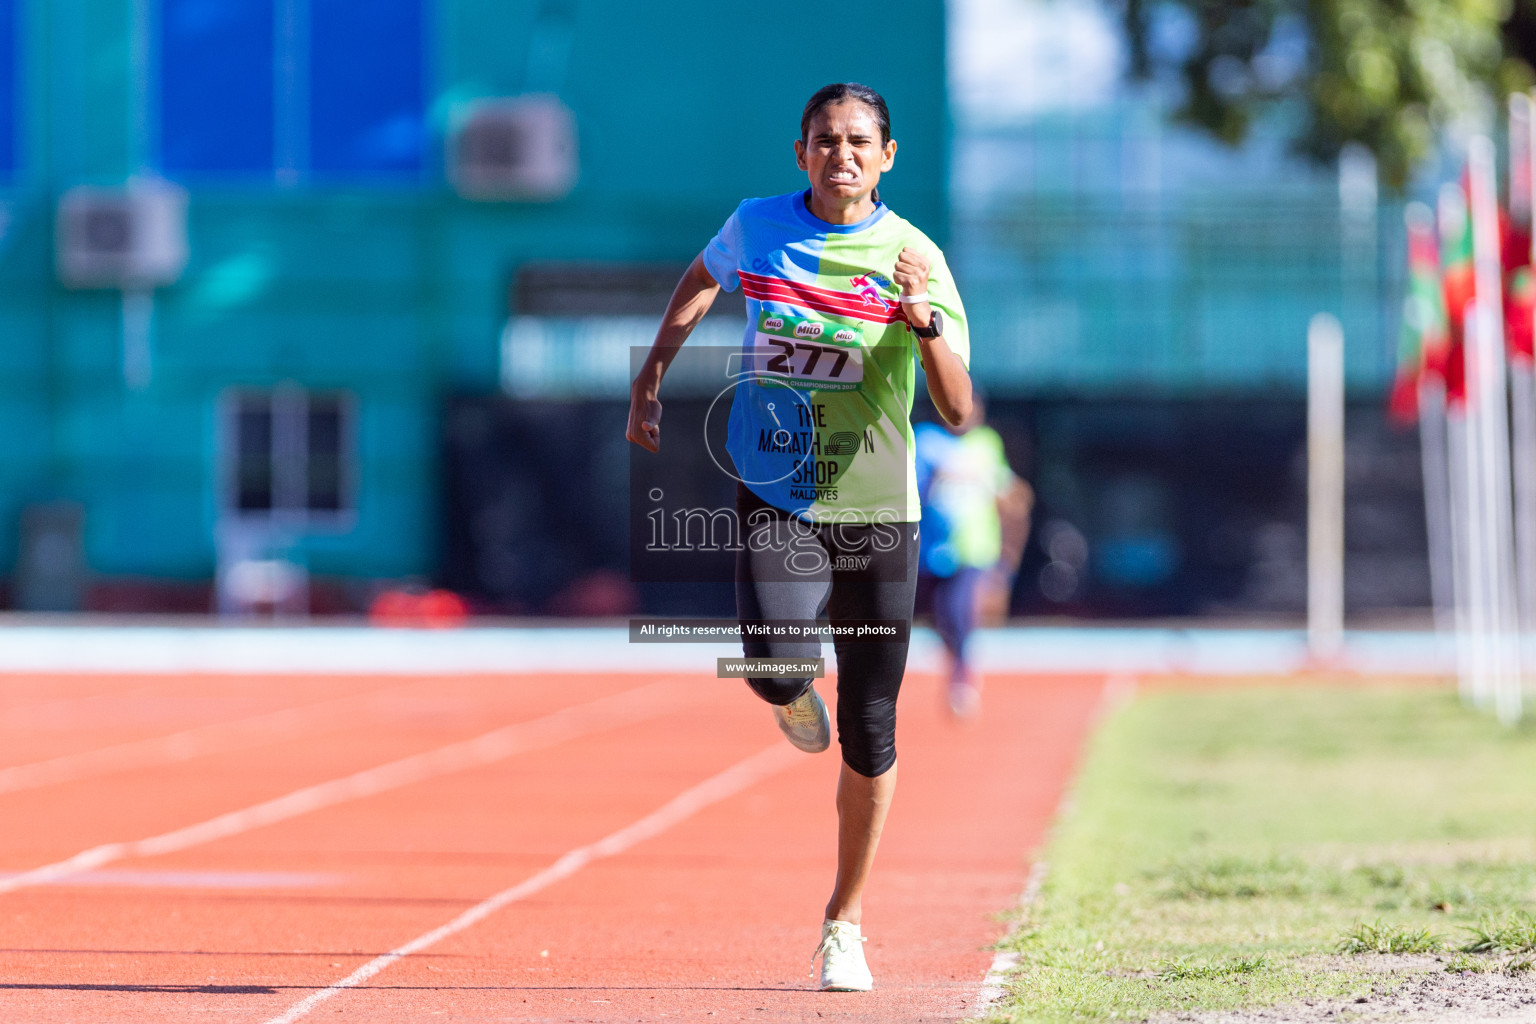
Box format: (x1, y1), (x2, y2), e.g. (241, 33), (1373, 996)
(800, 83), (891, 204)
(800, 82), (891, 144)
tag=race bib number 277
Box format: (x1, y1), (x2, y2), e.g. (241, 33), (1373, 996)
(750, 312), (863, 392)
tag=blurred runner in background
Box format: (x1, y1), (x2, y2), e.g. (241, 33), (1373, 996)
(915, 394), (1031, 716)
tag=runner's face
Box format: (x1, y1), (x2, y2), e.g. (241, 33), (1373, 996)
(795, 101), (897, 207)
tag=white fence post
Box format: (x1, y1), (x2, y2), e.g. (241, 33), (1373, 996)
(1309, 313), (1346, 662)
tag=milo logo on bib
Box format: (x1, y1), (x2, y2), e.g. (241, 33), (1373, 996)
(751, 312), (864, 392)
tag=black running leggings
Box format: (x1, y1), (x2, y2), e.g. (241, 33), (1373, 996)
(734, 485), (918, 778)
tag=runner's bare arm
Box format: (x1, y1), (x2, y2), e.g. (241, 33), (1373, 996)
(894, 246), (972, 426)
(626, 255), (722, 452)
(918, 333), (973, 427)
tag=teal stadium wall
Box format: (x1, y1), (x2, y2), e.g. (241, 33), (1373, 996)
(0, 0), (950, 591)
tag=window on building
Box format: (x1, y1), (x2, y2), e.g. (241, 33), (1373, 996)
(223, 388), (355, 523)
(309, 0), (425, 177)
(160, 0), (425, 181)
(0, 0), (17, 180)
(160, 0), (274, 177)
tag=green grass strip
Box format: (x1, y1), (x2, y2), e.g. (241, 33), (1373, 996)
(980, 684), (1536, 1023)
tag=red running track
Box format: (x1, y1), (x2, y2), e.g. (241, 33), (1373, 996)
(0, 669), (1107, 1023)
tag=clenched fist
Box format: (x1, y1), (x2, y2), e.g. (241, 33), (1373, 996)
(893, 247), (930, 297)
(893, 247), (932, 328)
(626, 388), (662, 452)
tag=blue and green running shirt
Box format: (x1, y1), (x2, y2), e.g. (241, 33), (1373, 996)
(702, 190), (971, 523)
(914, 422), (1013, 576)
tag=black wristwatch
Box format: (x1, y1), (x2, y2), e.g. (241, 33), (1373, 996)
(909, 308), (944, 339)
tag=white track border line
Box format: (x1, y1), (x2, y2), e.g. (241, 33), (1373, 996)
(965, 673), (1141, 1022)
(973, 860), (1049, 1007)
(262, 742), (799, 1024)
(0, 679), (682, 896)
(0, 678), (447, 796)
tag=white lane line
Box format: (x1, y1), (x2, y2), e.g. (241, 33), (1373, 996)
(0, 626), (742, 675)
(966, 673), (1141, 1021)
(0, 624), (1458, 676)
(973, 861), (1048, 1009)
(0, 679), (683, 896)
(261, 742), (799, 1024)
(0, 679), (442, 796)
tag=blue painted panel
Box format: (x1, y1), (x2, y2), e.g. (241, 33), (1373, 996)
(0, 0), (15, 178)
(308, 0), (424, 177)
(160, 0), (274, 175)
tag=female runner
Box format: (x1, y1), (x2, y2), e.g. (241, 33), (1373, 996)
(625, 82), (972, 991)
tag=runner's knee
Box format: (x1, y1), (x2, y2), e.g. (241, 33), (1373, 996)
(836, 692), (898, 776)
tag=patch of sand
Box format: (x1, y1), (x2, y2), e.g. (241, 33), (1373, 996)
(1151, 955), (1536, 1024)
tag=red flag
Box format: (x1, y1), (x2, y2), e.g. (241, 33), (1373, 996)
(1504, 209), (1535, 363)
(1391, 204), (1449, 424)
(1439, 180), (1473, 409)
(1508, 266), (1535, 363)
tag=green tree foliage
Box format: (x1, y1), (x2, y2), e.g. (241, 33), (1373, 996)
(1117, 0), (1536, 187)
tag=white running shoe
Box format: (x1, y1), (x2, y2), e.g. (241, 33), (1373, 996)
(773, 686), (831, 753)
(947, 678), (981, 718)
(812, 918), (872, 991)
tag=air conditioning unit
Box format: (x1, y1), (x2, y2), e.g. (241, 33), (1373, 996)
(449, 96), (578, 202)
(56, 178), (189, 289)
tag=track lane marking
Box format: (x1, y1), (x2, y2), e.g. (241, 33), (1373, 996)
(259, 742), (799, 1024)
(972, 860), (1047, 1010)
(0, 678), (684, 895)
(0, 678), (456, 796)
